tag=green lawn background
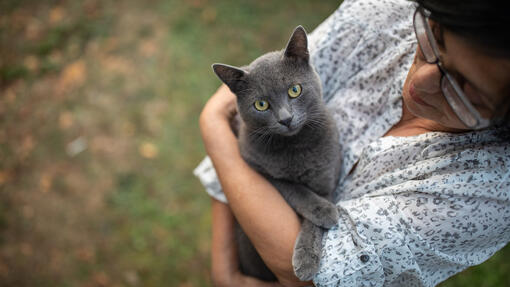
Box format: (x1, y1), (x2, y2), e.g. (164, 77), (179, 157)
(0, 0), (508, 286)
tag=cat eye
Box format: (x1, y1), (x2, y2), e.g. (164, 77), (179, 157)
(288, 84), (302, 98)
(254, 100), (269, 111)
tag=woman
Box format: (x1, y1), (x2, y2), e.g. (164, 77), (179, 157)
(195, 0), (510, 286)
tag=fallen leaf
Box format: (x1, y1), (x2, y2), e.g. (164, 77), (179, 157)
(25, 19), (42, 40)
(76, 246), (95, 263)
(40, 173), (53, 193)
(124, 270), (140, 286)
(103, 56), (133, 76)
(139, 40), (157, 58)
(190, 0), (207, 8)
(57, 59), (86, 94)
(49, 7), (65, 25)
(0, 170), (10, 185)
(93, 271), (110, 286)
(59, 111), (74, 129)
(139, 142), (158, 159)
(0, 261), (9, 277)
(67, 136), (88, 157)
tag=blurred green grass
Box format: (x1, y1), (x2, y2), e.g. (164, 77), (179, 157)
(0, 0), (508, 286)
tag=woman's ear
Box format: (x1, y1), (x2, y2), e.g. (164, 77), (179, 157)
(430, 21), (445, 49)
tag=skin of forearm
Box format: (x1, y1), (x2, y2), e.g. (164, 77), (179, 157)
(211, 199), (239, 286)
(202, 121), (308, 285)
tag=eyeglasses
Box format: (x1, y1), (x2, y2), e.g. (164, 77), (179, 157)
(413, 7), (491, 129)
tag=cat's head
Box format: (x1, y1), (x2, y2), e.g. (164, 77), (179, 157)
(212, 26), (323, 137)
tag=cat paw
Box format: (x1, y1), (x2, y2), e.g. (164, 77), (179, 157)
(292, 246), (321, 281)
(310, 203), (339, 229)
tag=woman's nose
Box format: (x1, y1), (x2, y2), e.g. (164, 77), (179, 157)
(413, 63), (442, 94)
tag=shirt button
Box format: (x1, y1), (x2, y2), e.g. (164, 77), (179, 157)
(360, 254), (370, 263)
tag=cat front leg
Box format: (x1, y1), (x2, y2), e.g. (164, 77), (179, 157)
(292, 219), (323, 281)
(269, 179), (339, 229)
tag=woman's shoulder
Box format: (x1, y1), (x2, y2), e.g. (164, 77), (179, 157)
(308, 0), (416, 51)
(308, 0), (416, 101)
(340, 0), (416, 27)
(363, 127), (510, 165)
(346, 126), (510, 194)
(336, 126), (510, 203)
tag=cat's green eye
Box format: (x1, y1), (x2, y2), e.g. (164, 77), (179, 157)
(288, 84), (302, 98)
(254, 100), (269, 111)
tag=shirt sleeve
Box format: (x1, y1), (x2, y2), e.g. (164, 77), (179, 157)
(193, 156), (228, 203)
(314, 192), (510, 286)
(313, 132), (510, 287)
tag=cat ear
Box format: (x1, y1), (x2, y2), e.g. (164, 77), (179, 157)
(284, 25), (309, 62)
(212, 63), (249, 95)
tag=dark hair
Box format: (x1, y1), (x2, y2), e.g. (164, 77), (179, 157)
(412, 0), (510, 57)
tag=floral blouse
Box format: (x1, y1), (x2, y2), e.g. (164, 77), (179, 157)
(194, 0), (510, 286)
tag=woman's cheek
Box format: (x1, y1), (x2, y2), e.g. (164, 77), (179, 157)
(463, 82), (485, 106)
(416, 46), (426, 63)
(413, 64), (441, 92)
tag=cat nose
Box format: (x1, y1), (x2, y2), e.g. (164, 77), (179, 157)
(278, 108), (293, 127)
(279, 116), (293, 127)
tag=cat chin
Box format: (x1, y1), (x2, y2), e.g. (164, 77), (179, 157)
(276, 125), (303, 137)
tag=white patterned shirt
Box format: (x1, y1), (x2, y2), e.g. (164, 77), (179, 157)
(194, 0), (510, 286)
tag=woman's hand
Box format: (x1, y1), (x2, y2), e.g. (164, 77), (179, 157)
(199, 84), (242, 168)
(201, 84), (237, 124)
(211, 199), (284, 287)
(199, 84), (238, 148)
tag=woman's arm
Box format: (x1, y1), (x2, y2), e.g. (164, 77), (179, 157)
(211, 198), (238, 286)
(200, 85), (312, 286)
(211, 198), (284, 287)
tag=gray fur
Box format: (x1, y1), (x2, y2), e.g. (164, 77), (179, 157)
(212, 26), (341, 281)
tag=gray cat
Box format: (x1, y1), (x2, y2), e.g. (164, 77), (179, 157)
(212, 26), (341, 282)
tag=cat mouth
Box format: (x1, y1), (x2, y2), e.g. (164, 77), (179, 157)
(278, 123), (302, 136)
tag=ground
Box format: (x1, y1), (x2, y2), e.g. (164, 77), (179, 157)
(0, 0), (508, 286)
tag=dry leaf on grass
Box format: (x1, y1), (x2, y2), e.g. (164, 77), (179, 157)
(49, 7), (65, 25)
(59, 111), (74, 129)
(57, 60), (86, 94)
(139, 142), (158, 159)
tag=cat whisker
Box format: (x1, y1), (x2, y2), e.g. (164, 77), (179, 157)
(249, 127), (274, 148)
(305, 117), (327, 130)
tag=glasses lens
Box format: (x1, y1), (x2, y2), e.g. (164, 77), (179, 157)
(441, 76), (479, 128)
(414, 10), (437, 63)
